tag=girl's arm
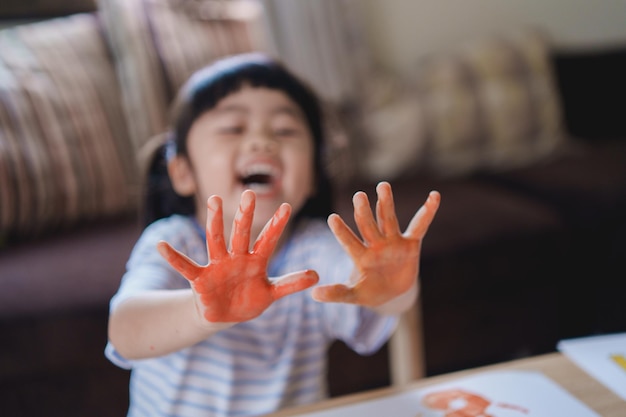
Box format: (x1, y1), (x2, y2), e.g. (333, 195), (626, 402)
(312, 182), (440, 314)
(108, 289), (233, 359)
(108, 190), (318, 360)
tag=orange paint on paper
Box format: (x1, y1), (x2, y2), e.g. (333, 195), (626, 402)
(421, 389), (527, 417)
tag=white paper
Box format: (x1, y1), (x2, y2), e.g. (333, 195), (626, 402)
(301, 371), (599, 417)
(558, 332), (626, 401)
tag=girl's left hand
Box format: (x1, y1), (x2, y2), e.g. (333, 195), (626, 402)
(311, 182), (440, 308)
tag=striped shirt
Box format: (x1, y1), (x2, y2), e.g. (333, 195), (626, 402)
(106, 215), (398, 417)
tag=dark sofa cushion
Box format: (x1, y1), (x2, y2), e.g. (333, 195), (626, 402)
(335, 176), (563, 260)
(0, 217), (141, 317)
(479, 140), (626, 224)
(478, 140), (626, 334)
(0, 309), (130, 417)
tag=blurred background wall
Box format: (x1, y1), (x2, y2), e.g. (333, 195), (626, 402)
(361, 0), (626, 77)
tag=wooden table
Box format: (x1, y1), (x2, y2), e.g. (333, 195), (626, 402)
(266, 353), (626, 416)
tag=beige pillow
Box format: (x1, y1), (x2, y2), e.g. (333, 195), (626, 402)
(0, 14), (139, 241)
(358, 75), (428, 181)
(418, 53), (486, 176)
(415, 28), (566, 177)
(97, 0), (268, 151)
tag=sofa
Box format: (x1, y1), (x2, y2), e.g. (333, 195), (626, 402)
(1, 1), (625, 416)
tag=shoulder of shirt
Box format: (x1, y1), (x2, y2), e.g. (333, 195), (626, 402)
(145, 214), (195, 232)
(137, 215), (200, 249)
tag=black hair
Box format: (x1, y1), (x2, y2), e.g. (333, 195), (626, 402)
(142, 52), (334, 227)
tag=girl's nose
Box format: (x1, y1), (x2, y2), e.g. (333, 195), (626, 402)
(246, 131), (278, 153)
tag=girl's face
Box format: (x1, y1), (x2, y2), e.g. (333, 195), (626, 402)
(170, 86), (316, 243)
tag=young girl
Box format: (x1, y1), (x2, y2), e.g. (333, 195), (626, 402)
(106, 52), (440, 417)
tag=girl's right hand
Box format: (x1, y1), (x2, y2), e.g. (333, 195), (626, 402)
(157, 190), (319, 324)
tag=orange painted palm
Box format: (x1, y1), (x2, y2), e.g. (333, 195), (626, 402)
(312, 182), (440, 308)
(157, 190), (319, 323)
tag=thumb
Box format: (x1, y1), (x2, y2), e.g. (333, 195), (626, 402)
(157, 240), (202, 281)
(271, 270), (319, 300)
(311, 283), (357, 304)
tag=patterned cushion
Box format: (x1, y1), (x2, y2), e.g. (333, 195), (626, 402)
(97, 0), (267, 151)
(415, 28), (566, 177)
(0, 14), (139, 242)
(356, 75), (427, 181)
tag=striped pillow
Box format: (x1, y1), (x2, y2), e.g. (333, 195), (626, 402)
(0, 14), (139, 243)
(98, 0), (267, 151)
(416, 28), (566, 177)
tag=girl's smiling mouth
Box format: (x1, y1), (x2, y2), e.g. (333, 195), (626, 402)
(238, 162), (281, 196)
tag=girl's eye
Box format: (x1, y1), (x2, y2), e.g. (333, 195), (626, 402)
(218, 125), (244, 135)
(274, 127), (299, 137)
